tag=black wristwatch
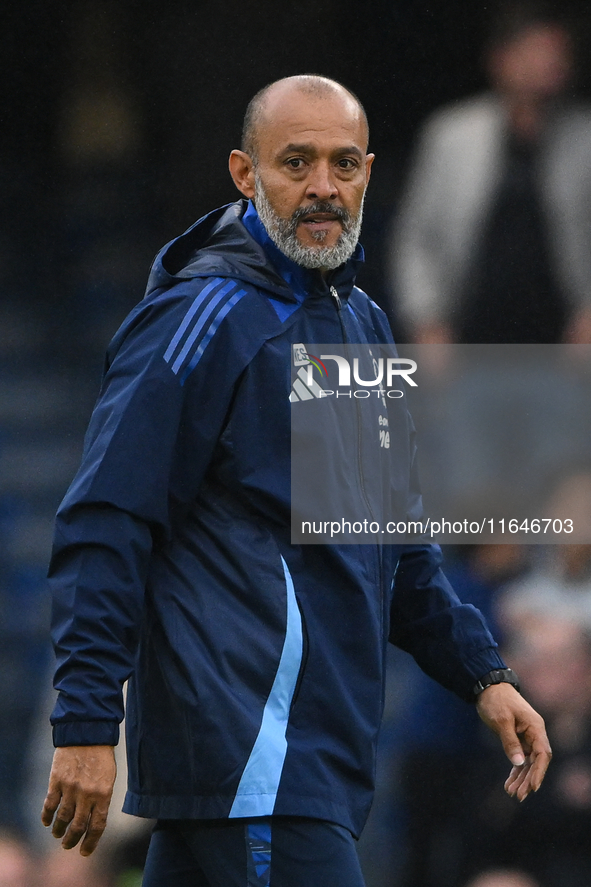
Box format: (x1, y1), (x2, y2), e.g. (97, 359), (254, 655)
(472, 667), (520, 699)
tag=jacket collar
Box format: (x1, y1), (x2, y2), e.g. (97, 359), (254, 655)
(145, 200), (364, 305)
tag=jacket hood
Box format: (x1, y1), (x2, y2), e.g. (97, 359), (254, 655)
(145, 200), (364, 304)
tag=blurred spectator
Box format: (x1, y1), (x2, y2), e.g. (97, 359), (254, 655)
(499, 544), (591, 631)
(389, 0), (591, 344)
(42, 845), (111, 887)
(543, 469), (591, 545)
(395, 552), (591, 887)
(0, 831), (35, 887)
(499, 467), (591, 627)
(453, 616), (591, 887)
(396, 545), (530, 887)
(464, 870), (540, 887)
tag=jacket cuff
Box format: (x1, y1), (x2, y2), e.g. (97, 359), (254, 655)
(456, 647), (507, 702)
(52, 720), (120, 747)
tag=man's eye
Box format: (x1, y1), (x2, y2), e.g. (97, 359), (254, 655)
(286, 158), (305, 169)
(337, 158), (357, 169)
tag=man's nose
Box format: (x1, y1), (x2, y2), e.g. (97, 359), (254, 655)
(305, 163), (338, 201)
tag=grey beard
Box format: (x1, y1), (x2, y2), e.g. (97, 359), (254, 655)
(254, 175), (363, 270)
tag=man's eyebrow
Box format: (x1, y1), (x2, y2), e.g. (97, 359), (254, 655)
(277, 143), (318, 157)
(277, 143), (364, 159)
(334, 145), (364, 160)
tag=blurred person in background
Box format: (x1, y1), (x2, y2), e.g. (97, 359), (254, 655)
(499, 544), (591, 632)
(395, 545), (532, 887)
(450, 616), (591, 887)
(0, 831), (36, 887)
(498, 473), (591, 630)
(493, 617), (591, 887)
(389, 0), (591, 345)
(42, 845), (111, 887)
(397, 604), (591, 887)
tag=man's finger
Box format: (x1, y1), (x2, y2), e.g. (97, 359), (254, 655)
(516, 766), (537, 802)
(526, 738), (552, 791)
(504, 736), (552, 801)
(61, 806), (92, 850)
(505, 763), (527, 792)
(494, 718), (527, 767)
(79, 806), (110, 856)
(505, 760), (531, 798)
(41, 787), (62, 827)
(509, 750), (526, 767)
(52, 801), (77, 839)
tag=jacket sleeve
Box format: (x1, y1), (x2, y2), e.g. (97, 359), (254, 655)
(389, 544), (506, 701)
(49, 280), (250, 746)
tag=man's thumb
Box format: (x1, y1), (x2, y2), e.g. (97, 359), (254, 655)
(500, 734), (526, 767)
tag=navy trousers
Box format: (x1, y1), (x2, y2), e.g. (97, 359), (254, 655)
(142, 816), (366, 887)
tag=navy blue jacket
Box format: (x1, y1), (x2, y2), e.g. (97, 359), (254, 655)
(49, 200), (505, 836)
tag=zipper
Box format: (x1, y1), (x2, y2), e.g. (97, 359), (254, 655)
(330, 286), (384, 611)
(330, 284), (375, 523)
(289, 598), (309, 712)
(330, 286), (348, 343)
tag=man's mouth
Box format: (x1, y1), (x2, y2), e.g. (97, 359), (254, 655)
(288, 202), (351, 241)
(299, 213), (342, 229)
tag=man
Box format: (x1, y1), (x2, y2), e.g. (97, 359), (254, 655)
(390, 1), (591, 345)
(42, 76), (551, 886)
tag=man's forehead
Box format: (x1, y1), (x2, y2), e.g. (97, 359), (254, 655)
(256, 86), (367, 151)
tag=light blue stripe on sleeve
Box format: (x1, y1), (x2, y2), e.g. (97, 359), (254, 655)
(163, 277), (224, 364)
(229, 556), (303, 818)
(180, 289), (247, 384)
(171, 280), (237, 375)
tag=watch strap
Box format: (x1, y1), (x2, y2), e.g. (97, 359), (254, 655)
(473, 667), (520, 698)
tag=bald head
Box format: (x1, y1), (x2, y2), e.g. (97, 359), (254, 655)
(242, 75), (369, 163)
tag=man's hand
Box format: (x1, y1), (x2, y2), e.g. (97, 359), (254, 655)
(476, 682), (552, 801)
(41, 745), (116, 855)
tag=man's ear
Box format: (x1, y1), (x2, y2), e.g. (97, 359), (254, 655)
(365, 153), (375, 187)
(229, 150), (256, 198)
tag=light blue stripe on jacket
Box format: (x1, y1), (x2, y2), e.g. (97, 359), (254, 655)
(163, 277), (224, 364)
(229, 556), (303, 817)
